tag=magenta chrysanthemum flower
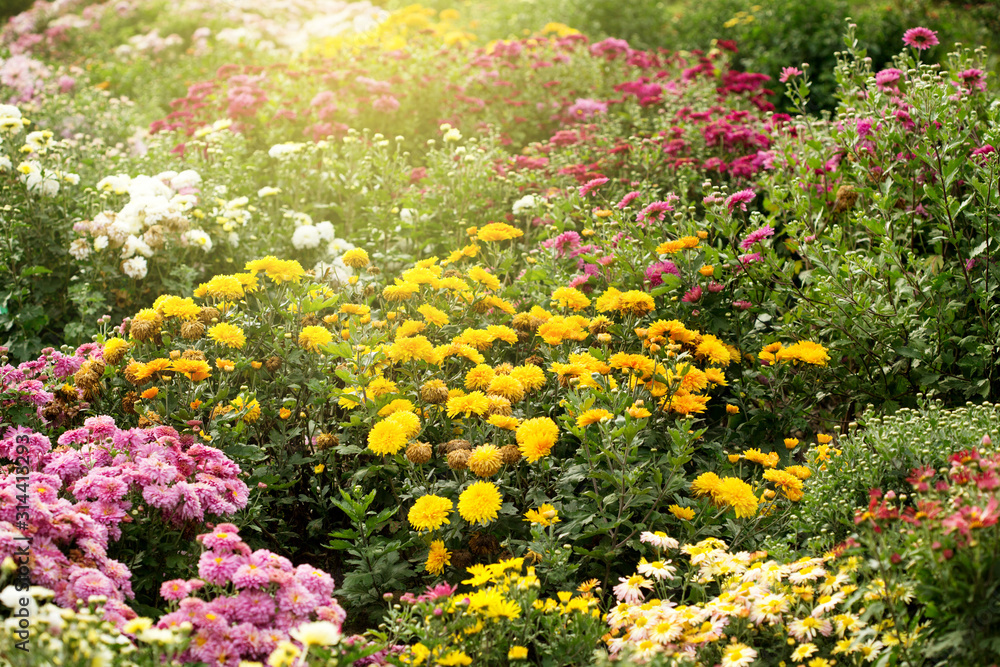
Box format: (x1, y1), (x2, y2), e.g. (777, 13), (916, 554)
(739, 224), (775, 250)
(779, 67), (803, 83)
(734, 300), (753, 310)
(956, 68), (987, 93)
(198, 551), (243, 586)
(681, 285), (702, 303)
(738, 252), (763, 267)
(902, 27), (939, 50)
(726, 189), (756, 213)
(637, 200), (675, 223)
(875, 68), (903, 91)
(645, 261), (680, 287)
(579, 176), (609, 197)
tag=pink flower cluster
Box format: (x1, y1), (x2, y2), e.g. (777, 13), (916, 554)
(50, 416), (250, 529)
(0, 470), (137, 624)
(0, 415), (248, 627)
(157, 524), (347, 666)
(1, 343), (104, 423)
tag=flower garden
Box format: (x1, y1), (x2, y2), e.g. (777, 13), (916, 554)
(0, 0), (999, 665)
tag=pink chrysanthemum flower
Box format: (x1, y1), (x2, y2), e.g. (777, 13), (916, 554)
(645, 261), (680, 287)
(617, 191), (641, 209)
(161, 579), (193, 601)
(779, 66), (803, 83)
(579, 176), (609, 197)
(726, 188), (756, 213)
(739, 224), (775, 250)
(902, 26), (938, 50)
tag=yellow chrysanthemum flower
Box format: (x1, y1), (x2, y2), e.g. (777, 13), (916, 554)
(515, 417), (559, 463)
(299, 325), (333, 352)
(408, 495), (453, 531)
(458, 481), (502, 526)
(207, 322), (246, 349)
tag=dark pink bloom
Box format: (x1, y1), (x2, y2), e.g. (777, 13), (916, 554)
(726, 189), (756, 213)
(739, 224), (774, 250)
(734, 300), (752, 310)
(681, 286), (702, 303)
(875, 68), (903, 91)
(902, 27), (939, 50)
(645, 261), (679, 286)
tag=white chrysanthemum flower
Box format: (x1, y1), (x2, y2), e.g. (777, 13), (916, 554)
(512, 194), (537, 215)
(639, 531), (679, 550)
(292, 225), (321, 249)
(122, 256), (148, 279)
(327, 238), (356, 256)
(126, 174), (173, 199)
(69, 239), (91, 260)
(399, 208), (416, 224)
(314, 259), (353, 284)
(258, 186), (281, 197)
(121, 234), (153, 259)
(184, 229), (213, 252)
(0, 105), (24, 134)
(268, 142), (306, 159)
(93, 236), (109, 251)
(227, 231), (240, 247)
(169, 169), (201, 191)
(315, 221), (335, 242)
(96, 174), (131, 194)
(60, 172), (80, 185)
(0, 156), (11, 171)
(170, 194), (197, 211)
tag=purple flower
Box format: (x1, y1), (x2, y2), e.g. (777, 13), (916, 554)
(726, 189), (756, 213)
(739, 224), (775, 250)
(902, 27), (939, 50)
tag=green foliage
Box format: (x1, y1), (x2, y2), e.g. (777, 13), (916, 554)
(773, 398), (1000, 551)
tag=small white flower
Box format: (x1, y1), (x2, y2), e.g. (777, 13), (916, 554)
(257, 186), (281, 197)
(512, 194), (537, 215)
(69, 238), (91, 260)
(122, 256), (148, 280)
(183, 229), (213, 252)
(315, 221), (335, 242)
(93, 236), (109, 251)
(291, 225), (321, 249)
(268, 142), (306, 159)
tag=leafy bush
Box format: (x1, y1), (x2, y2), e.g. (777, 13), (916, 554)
(773, 398), (1000, 551)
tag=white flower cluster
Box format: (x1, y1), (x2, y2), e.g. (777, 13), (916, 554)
(286, 210), (335, 250)
(1, 105), (80, 197)
(71, 169), (206, 279)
